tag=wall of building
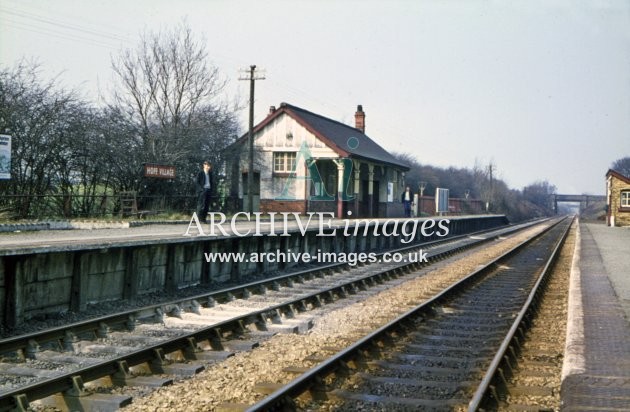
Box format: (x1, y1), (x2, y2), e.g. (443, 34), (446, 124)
(240, 114), (339, 202)
(234, 113), (408, 218)
(0, 216), (508, 328)
(608, 176), (630, 226)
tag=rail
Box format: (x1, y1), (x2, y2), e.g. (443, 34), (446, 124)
(0, 220), (543, 410)
(245, 217), (571, 411)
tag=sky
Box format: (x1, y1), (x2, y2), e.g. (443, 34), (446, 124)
(1, 0), (629, 196)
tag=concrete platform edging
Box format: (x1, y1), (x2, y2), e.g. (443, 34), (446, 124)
(0, 220), (193, 233)
(561, 219), (585, 379)
(560, 221), (630, 410)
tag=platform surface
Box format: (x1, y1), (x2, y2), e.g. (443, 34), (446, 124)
(561, 222), (630, 411)
(0, 214), (499, 255)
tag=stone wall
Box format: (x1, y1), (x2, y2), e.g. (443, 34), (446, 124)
(609, 176), (630, 226)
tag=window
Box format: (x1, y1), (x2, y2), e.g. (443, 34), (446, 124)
(621, 191), (630, 208)
(273, 152), (296, 173)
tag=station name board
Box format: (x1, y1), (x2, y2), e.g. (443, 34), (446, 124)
(144, 164), (176, 179)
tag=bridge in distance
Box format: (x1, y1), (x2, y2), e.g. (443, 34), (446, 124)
(551, 193), (605, 214)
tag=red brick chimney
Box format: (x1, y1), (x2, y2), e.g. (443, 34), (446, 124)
(354, 104), (365, 133)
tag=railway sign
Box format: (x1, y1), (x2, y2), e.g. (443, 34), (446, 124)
(143, 163), (176, 179)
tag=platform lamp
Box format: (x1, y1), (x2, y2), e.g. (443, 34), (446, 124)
(419, 181), (427, 217)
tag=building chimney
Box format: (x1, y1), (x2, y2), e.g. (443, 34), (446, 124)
(354, 104), (365, 133)
(269, 105), (276, 115)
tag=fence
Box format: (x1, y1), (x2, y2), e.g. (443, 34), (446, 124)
(417, 195), (484, 216)
(0, 193), (239, 220)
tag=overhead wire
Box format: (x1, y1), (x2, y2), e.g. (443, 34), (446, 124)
(2, 8), (130, 43)
(0, 16), (123, 51)
(0, 2), (134, 53)
(0, 2), (412, 143)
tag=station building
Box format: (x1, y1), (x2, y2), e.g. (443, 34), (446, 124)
(227, 103), (409, 218)
(606, 169), (630, 227)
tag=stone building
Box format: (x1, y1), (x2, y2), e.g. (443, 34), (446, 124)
(227, 103), (409, 217)
(606, 169), (630, 227)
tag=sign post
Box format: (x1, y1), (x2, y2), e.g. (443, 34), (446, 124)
(0, 134), (11, 180)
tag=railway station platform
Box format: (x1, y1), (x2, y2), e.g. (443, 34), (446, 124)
(0, 214), (508, 330)
(562, 221), (630, 410)
(0, 214), (502, 254)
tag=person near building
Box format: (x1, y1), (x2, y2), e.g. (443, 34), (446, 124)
(401, 186), (413, 217)
(196, 160), (213, 223)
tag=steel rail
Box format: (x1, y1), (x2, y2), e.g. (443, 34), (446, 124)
(245, 217), (569, 411)
(0, 230), (498, 410)
(467, 216), (573, 411)
(0, 219), (543, 410)
(0, 219), (540, 357)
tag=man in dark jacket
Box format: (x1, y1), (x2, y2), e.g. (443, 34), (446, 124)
(196, 160), (213, 223)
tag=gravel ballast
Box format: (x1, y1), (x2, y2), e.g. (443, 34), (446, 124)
(117, 224), (551, 411)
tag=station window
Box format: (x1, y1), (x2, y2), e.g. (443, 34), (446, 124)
(273, 152), (296, 173)
(621, 191), (630, 208)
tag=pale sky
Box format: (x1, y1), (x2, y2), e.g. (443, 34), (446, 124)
(1, 0), (629, 195)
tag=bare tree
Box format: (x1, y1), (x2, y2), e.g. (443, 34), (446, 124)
(386, 153), (558, 221)
(0, 61), (84, 217)
(611, 156), (630, 177)
(522, 180), (556, 212)
(110, 22), (229, 163)
(109, 22), (240, 206)
(472, 160), (493, 211)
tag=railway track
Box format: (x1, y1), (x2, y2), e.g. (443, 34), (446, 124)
(246, 217), (572, 411)
(0, 219), (545, 411)
(496, 223), (574, 411)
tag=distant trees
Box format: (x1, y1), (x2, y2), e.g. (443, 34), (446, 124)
(0, 62), (97, 217)
(521, 180), (556, 215)
(393, 152), (557, 221)
(0, 23), (241, 219)
(611, 156), (630, 177)
(393, 153), (479, 199)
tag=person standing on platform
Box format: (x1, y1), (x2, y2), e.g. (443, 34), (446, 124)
(401, 186), (413, 218)
(196, 160), (213, 223)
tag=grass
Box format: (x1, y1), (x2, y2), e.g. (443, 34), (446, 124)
(0, 211), (193, 224)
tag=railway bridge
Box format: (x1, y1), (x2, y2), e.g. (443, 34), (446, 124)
(551, 193), (605, 214)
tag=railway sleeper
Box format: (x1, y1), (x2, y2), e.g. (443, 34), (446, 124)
(109, 360), (172, 388)
(37, 392), (132, 412)
(148, 348), (205, 376)
(36, 376), (132, 412)
(2, 221), (541, 411)
(329, 389), (466, 409)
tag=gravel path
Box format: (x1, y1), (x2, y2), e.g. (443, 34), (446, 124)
(115, 224), (550, 411)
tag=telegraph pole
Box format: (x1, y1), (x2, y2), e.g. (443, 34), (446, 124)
(239, 65), (265, 213)
(487, 162), (494, 212)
